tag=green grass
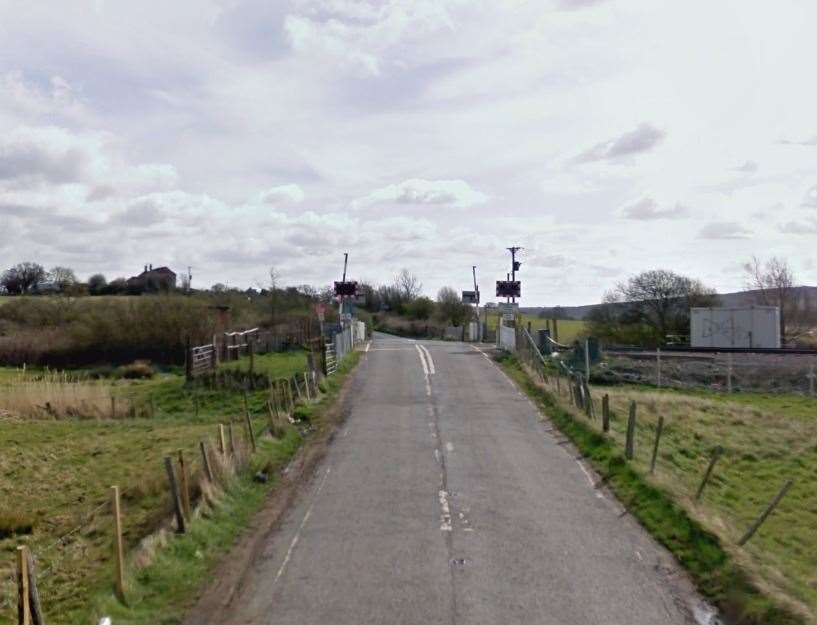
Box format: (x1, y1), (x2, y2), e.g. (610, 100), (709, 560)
(486, 312), (587, 344)
(0, 348), (358, 624)
(219, 350), (309, 380)
(503, 354), (810, 624)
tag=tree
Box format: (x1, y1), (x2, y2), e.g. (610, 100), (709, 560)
(1, 262), (47, 294)
(88, 274), (107, 295)
(394, 269), (422, 303)
(49, 266), (77, 291)
(436, 286), (471, 326)
(407, 296), (435, 320)
(605, 270), (718, 344)
(743, 256), (794, 341)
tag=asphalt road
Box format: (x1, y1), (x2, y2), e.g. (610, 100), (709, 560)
(228, 333), (705, 625)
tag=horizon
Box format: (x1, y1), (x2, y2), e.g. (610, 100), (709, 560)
(2, 1), (816, 305)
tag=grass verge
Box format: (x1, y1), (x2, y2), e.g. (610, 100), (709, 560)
(497, 353), (804, 625)
(87, 350), (362, 625)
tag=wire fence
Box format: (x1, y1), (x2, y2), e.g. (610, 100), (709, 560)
(509, 326), (816, 617)
(1, 361), (330, 624)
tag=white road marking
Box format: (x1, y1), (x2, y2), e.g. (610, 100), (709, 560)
(365, 342), (371, 352)
(446, 442), (454, 452)
(420, 344), (436, 374)
(439, 489), (452, 531)
(576, 460), (595, 487)
(273, 467), (331, 586)
(416, 345), (429, 375)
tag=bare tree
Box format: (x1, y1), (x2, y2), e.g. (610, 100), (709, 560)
(394, 269), (422, 303)
(607, 269), (718, 344)
(743, 256), (795, 341)
(1, 262), (48, 294)
(49, 266), (77, 290)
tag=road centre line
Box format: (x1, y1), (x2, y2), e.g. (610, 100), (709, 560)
(416, 345), (429, 376)
(273, 467), (331, 586)
(419, 344), (436, 374)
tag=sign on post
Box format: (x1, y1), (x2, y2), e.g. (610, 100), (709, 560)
(334, 281), (358, 297)
(498, 302), (519, 321)
(462, 290), (479, 304)
(496, 280), (521, 298)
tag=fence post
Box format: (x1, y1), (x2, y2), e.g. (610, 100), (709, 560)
(584, 339), (590, 381)
(695, 446), (724, 501)
(649, 416), (664, 474)
(17, 546), (31, 625)
(602, 394), (610, 433)
(177, 449), (191, 520)
(185, 336), (193, 382)
(244, 408), (257, 453)
(218, 424), (226, 455)
(625, 401), (636, 460)
(303, 372), (311, 401)
(111, 486), (126, 603)
(293, 375), (304, 402)
(738, 479), (794, 546)
(24, 549), (44, 625)
(110, 396), (116, 419)
(163, 457), (186, 534)
(199, 441), (214, 482)
(212, 335), (219, 368)
(656, 347), (662, 388)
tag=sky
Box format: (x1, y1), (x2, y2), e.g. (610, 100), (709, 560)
(0, 0), (815, 306)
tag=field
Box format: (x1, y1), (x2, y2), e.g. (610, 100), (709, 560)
(0, 349), (318, 624)
(509, 350), (817, 623)
(485, 311), (587, 344)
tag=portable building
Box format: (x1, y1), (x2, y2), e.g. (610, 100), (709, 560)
(690, 306), (780, 349)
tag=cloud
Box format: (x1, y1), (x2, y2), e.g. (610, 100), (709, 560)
(779, 219), (817, 234)
(353, 178), (488, 209)
(0, 126), (106, 184)
(778, 135), (817, 146)
(734, 160), (758, 173)
(802, 184), (817, 208)
(258, 184), (305, 204)
(698, 221), (752, 240)
(620, 197), (689, 220)
(575, 123), (665, 163)
(556, 0), (609, 9)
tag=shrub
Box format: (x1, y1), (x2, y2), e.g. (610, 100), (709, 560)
(117, 361), (155, 379)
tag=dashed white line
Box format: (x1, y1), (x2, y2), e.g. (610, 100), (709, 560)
(273, 467), (331, 586)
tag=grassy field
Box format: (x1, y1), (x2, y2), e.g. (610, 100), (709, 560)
(486, 311), (587, 344)
(0, 349), (318, 624)
(512, 355), (817, 623)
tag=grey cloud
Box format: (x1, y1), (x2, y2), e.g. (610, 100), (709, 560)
(802, 184), (817, 208)
(0, 139), (87, 184)
(698, 221), (751, 240)
(111, 199), (166, 227)
(779, 219), (817, 234)
(778, 135), (817, 146)
(621, 197), (689, 220)
(575, 123), (665, 162)
(734, 161), (758, 173)
(87, 185), (117, 201)
(556, 0), (609, 9)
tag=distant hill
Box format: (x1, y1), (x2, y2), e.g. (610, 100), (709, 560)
(521, 286), (817, 320)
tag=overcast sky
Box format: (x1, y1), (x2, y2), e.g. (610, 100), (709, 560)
(1, 0), (815, 305)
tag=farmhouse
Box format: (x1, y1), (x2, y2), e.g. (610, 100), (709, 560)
(127, 264), (177, 292)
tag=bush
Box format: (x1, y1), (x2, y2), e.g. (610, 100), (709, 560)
(117, 361), (155, 379)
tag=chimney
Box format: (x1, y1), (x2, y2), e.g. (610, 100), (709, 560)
(149, 264), (153, 271)
(144, 264), (148, 273)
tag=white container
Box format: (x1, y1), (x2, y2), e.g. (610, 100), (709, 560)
(690, 306), (780, 349)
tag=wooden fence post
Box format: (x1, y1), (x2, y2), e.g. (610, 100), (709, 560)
(739, 480), (794, 546)
(177, 450), (191, 520)
(650, 416), (664, 474)
(24, 549), (44, 625)
(244, 409), (257, 453)
(17, 546), (31, 625)
(695, 446), (724, 501)
(110, 396), (116, 419)
(228, 422), (235, 455)
(163, 457), (186, 534)
(185, 336), (193, 381)
(111, 486), (126, 603)
(625, 401), (637, 460)
(218, 424), (226, 455)
(602, 394), (610, 433)
(199, 441), (214, 482)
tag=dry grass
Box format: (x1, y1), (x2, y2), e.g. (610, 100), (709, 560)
(0, 369), (124, 420)
(532, 366), (817, 622)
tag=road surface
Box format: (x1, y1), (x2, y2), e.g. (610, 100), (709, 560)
(227, 333), (705, 625)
